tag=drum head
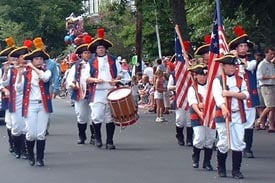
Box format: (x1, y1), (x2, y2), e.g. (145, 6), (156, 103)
(107, 87), (131, 100)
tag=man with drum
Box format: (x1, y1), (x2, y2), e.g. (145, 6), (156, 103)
(86, 28), (122, 150)
(67, 35), (95, 145)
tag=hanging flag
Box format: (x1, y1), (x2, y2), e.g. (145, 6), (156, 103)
(203, 0), (229, 129)
(174, 26), (192, 110)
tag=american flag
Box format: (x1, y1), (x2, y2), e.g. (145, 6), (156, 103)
(174, 27), (192, 109)
(203, 0), (229, 129)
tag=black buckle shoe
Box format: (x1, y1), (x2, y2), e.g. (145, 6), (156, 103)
(218, 169), (227, 177)
(232, 171), (244, 179)
(203, 162), (213, 171)
(36, 160), (44, 167)
(29, 159), (35, 166)
(95, 139), (103, 148)
(89, 137), (95, 145)
(192, 162), (199, 168)
(15, 153), (21, 159)
(243, 150), (254, 158)
(106, 143), (116, 150)
(77, 139), (85, 144)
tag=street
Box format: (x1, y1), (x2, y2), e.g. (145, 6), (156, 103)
(0, 98), (275, 183)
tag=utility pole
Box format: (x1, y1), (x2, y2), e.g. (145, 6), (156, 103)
(154, 0), (162, 59)
(135, 0), (143, 73)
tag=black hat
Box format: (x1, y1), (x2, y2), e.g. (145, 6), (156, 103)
(194, 34), (211, 56)
(0, 37), (16, 57)
(188, 63), (208, 75)
(74, 34), (93, 54)
(214, 53), (244, 65)
(23, 49), (50, 60)
(88, 28), (113, 53)
(228, 26), (255, 50)
(9, 39), (33, 58)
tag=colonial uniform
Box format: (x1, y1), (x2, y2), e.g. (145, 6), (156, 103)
(17, 44), (53, 167)
(187, 64), (216, 171)
(0, 37), (16, 154)
(5, 41), (32, 159)
(86, 28), (122, 149)
(67, 35), (95, 145)
(228, 27), (259, 158)
(212, 54), (249, 179)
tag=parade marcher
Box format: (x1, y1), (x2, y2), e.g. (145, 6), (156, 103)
(3, 40), (33, 159)
(213, 54), (249, 179)
(33, 37), (60, 136)
(16, 44), (53, 166)
(0, 37), (16, 154)
(86, 28), (122, 149)
(66, 34), (95, 145)
(187, 63), (216, 171)
(256, 47), (275, 132)
(228, 26), (259, 158)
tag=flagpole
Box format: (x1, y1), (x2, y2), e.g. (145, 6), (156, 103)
(175, 25), (189, 62)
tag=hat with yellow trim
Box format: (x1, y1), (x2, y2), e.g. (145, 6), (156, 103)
(0, 37), (16, 57)
(187, 63), (208, 75)
(194, 34), (211, 56)
(228, 25), (255, 50)
(75, 34), (93, 55)
(23, 37), (50, 60)
(9, 39), (33, 58)
(88, 28), (113, 53)
(214, 53), (244, 65)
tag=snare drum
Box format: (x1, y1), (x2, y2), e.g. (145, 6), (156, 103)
(107, 87), (139, 127)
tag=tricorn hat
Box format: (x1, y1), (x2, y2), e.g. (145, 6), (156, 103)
(23, 37), (50, 60)
(0, 37), (16, 57)
(194, 34), (211, 56)
(228, 26), (255, 50)
(88, 28), (113, 53)
(214, 53), (244, 65)
(187, 63), (208, 75)
(75, 34), (93, 55)
(8, 39), (33, 58)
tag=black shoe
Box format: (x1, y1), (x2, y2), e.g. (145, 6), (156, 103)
(29, 159), (35, 166)
(77, 139), (85, 144)
(232, 171), (244, 179)
(15, 154), (21, 159)
(192, 162), (199, 168)
(9, 146), (15, 153)
(243, 150), (254, 158)
(106, 143), (116, 150)
(95, 139), (103, 148)
(89, 137), (95, 145)
(202, 162), (213, 171)
(21, 153), (28, 160)
(36, 160), (44, 167)
(186, 141), (193, 147)
(218, 170), (227, 177)
(176, 135), (185, 146)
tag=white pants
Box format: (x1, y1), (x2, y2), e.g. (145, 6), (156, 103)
(5, 110), (11, 129)
(10, 107), (25, 136)
(244, 107), (256, 129)
(216, 112), (246, 153)
(24, 102), (50, 141)
(74, 99), (91, 124)
(193, 126), (216, 149)
(89, 102), (113, 124)
(175, 108), (191, 127)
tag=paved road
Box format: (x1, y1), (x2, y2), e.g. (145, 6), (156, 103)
(1, 98), (275, 183)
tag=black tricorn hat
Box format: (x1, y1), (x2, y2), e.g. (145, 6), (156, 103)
(187, 63), (208, 75)
(194, 34), (211, 56)
(88, 28), (113, 53)
(74, 34), (93, 55)
(23, 49), (50, 60)
(9, 39), (33, 58)
(228, 26), (255, 50)
(0, 37), (16, 56)
(214, 53), (244, 65)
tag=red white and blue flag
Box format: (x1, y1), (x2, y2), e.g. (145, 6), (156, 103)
(174, 27), (192, 110)
(204, 0), (229, 129)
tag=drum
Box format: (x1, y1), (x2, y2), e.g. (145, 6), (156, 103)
(107, 87), (139, 127)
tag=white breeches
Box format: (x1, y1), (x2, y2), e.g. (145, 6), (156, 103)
(175, 108), (191, 127)
(10, 107), (25, 136)
(74, 99), (91, 124)
(5, 110), (11, 129)
(193, 126), (216, 149)
(24, 102), (50, 141)
(216, 112), (246, 153)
